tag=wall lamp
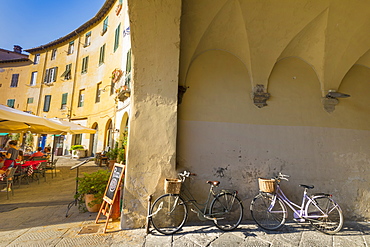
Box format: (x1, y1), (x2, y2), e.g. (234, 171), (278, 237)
(325, 90), (350, 99)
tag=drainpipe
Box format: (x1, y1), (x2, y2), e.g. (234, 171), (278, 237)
(69, 32), (82, 122)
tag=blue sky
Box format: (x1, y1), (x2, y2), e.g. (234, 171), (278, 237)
(0, 0), (104, 52)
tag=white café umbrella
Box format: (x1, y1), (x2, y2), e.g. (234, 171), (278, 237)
(48, 118), (96, 134)
(0, 104), (70, 134)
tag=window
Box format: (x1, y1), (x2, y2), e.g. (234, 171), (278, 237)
(81, 56), (89, 74)
(51, 49), (57, 60)
(78, 89), (85, 107)
(125, 49), (132, 88)
(114, 23), (121, 52)
(44, 67), (58, 84)
(61, 93), (68, 109)
(43, 95), (51, 112)
(96, 82), (102, 103)
(7, 99), (15, 108)
(102, 17), (108, 35)
(27, 97), (34, 104)
(34, 54), (40, 64)
(30, 71), (37, 86)
(85, 32), (91, 47)
(74, 134), (82, 145)
(10, 74), (19, 87)
(68, 41), (74, 54)
(60, 64), (72, 80)
(99, 44), (106, 65)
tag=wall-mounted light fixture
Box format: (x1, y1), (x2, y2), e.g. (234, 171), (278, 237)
(322, 90), (350, 113)
(325, 90), (351, 99)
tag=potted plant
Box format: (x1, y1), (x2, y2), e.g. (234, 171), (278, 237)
(74, 169), (110, 212)
(70, 145), (86, 159)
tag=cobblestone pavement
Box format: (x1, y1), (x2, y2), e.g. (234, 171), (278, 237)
(0, 156), (369, 246)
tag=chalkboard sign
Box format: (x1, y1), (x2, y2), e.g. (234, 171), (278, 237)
(103, 163), (125, 204)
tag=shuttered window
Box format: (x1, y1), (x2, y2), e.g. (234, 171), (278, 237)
(114, 23), (121, 52)
(27, 97), (34, 104)
(7, 99), (15, 108)
(99, 44), (105, 65)
(81, 56), (89, 73)
(102, 17), (108, 35)
(78, 89), (85, 107)
(10, 74), (19, 87)
(61, 64), (72, 80)
(43, 95), (51, 112)
(44, 67), (58, 84)
(61, 93), (68, 108)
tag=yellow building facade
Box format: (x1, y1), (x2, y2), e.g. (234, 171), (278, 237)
(0, 0), (131, 155)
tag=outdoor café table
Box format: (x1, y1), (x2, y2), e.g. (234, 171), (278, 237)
(22, 160), (47, 170)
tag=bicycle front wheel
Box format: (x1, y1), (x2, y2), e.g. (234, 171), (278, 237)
(210, 192), (243, 231)
(150, 194), (187, 235)
(305, 195), (343, 234)
(250, 193), (286, 230)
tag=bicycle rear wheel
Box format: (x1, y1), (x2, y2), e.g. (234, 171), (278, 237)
(305, 195), (343, 234)
(210, 192), (243, 231)
(250, 193), (286, 230)
(150, 194), (187, 235)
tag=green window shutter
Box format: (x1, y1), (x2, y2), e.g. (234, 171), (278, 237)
(43, 95), (51, 112)
(27, 97), (34, 104)
(99, 44), (105, 64)
(126, 49), (131, 72)
(61, 93), (68, 106)
(44, 69), (49, 83)
(114, 24), (121, 51)
(7, 99), (15, 108)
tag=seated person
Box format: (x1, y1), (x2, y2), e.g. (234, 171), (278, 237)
(43, 147), (51, 160)
(31, 147), (44, 159)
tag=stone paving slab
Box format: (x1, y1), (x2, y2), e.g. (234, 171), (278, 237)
(0, 156), (369, 246)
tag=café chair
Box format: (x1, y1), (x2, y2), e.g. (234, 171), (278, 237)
(0, 167), (16, 199)
(33, 162), (47, 184)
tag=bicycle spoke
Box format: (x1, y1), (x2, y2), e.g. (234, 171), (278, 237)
(210, 193), (243, 231)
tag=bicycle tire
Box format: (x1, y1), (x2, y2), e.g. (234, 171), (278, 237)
(150, 194), (188, 235)
(305, 195), (343, 234)
(250, 193), (286, 230)
(210, 192), (243, 231)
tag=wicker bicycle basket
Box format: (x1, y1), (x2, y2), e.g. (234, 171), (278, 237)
(258, 178), (276, 193)
(164, 178), (182, 194)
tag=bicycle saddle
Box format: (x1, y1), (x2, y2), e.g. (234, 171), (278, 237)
(300, 184), (314, 189)
(207, 180), (220, 186)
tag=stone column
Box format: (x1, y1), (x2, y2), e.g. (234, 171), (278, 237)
(121, 0), (181, 228)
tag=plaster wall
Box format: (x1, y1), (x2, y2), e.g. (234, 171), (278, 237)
(177, 50), (370, 220)
(121, 0), (181, 228)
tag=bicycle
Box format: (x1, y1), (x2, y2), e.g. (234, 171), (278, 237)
(250, 173), (343, 234)
(149, 171), (244, 235)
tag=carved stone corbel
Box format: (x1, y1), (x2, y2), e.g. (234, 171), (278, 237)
(252, 84), (270, 108)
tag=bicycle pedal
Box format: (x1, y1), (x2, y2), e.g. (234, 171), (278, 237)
(293, 218), (305, 223)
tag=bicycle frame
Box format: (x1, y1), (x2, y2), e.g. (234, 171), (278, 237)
(180, 180), (217, 218)
(272, 184), (330, 220)
(178, 174), (238, 220)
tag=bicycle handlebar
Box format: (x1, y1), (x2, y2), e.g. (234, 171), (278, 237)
(277, 172), (290, 181)
(178, 171), (197, 177)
